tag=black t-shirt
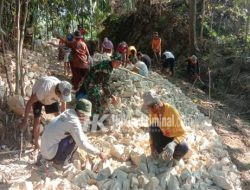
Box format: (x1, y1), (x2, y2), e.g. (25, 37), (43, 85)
(141, 54), (151, 69)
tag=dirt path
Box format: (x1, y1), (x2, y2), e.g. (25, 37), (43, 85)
(166, 75), (250, 190)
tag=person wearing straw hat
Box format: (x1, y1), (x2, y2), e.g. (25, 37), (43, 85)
(40, 99), (106, 165)
(56, 31), (90, 90)
(19, 76), (72, 149)
(76, 53), (122, 115)
(142, 90), (189, 164)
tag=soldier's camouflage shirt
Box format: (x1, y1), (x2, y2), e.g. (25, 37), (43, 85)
(78, 60), (113, 114)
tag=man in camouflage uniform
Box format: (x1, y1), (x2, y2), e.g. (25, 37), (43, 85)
(76, 54), (122, 115)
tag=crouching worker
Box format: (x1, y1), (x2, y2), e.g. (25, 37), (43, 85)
(40, 99), (106, 165)
(187, 55), (200, 81)
(162, 50), (175, 76)
(19, 76), (72, 149)
(132, 61), (149, 77)
(142, 90), (188, 164)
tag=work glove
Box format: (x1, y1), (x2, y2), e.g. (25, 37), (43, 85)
(161, 141), (177, 161)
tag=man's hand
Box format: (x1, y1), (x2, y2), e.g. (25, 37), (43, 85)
(161, 141), (177, 160)
(111, 96), (119, 105)
(151, 144), (158, 158)
(99, 152), (107, 161)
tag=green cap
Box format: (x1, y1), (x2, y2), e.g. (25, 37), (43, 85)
(75, 99), (92, 116)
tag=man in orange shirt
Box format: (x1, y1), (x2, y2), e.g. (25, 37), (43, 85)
(151, 32), (161, 65)
(142, 90), (189, 163)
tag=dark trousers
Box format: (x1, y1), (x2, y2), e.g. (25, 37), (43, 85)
(51, 135), (77, 165)
(70, 66), (89, 90)
(149, 124), (188, 160)
(162, 58), (175, 75)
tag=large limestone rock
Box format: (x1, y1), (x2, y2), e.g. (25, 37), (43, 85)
(7, 95), (25, 115)
(73, 169), (97, 188)
(9, 181), (33, 190)
(210, 170), (233, 190)
(110, 144), (130, 161)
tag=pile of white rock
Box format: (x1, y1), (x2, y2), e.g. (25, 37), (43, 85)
(3, 57), (242, 189)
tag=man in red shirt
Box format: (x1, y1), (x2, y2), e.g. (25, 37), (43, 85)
(58, 31), (90, 90)
(116, 41), (128, 67)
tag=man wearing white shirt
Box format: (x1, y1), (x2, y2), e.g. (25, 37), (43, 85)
(19, 76), (72, 149)
(133, 61), (149, 77)
(41, 99), (106, 165)
(162, 51), (175, 76)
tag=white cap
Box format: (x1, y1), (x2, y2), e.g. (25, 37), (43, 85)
(58, 81), (72, 102)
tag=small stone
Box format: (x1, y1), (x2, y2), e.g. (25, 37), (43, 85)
(180, 183), (192, 190)
(86, 185), (99, 190)
(144, 177), (159, 190)
(110, 144), (130, 161)
(167, 174), (180, 190)
(138, 175), (149, 188)
(130, 151), (141, 166)
(131, 176), (139, 188)
(123, 179), (131, 190)
(73, 169), (97, 188)
(7, 95), (25, 115)
(97, 179), (114, 189)
(9, 181), (33, 190)
(97, 167), (111, 181)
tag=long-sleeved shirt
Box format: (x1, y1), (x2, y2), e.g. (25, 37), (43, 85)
(77, 60), (113, 114)
(64, 40), (90, 69)
(41, 109), (100, 160)
(149, 103), (186, 144)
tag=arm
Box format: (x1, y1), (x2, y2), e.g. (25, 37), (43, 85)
(173, 109), (186, 144)
(70, 123), (101, 155)
(61, 101), (66, 112)
(19, 94), (39, 129)
(47, 42), (60, 47)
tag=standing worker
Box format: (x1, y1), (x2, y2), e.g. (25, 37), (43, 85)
(151, 32), (161, 65)
(117, 41), (128, 67)
(57, 31), (90, 90)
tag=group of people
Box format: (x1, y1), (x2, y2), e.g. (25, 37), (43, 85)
(18, 27), (198, 168)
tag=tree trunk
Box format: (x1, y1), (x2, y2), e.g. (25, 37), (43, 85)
(244, 6), (250, 53)
(46, 6), (48, 40)
(0, 0), (14, 95)
(189, 0), (198, 55)
(15, 0), (21, 95)
(19, 0), (29, 96)
(200, 0), (205, 42)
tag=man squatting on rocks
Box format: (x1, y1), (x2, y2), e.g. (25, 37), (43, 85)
(40, 99), (106, 165)
(19, 76), (72, 149)
(142, 90), (189, 163)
